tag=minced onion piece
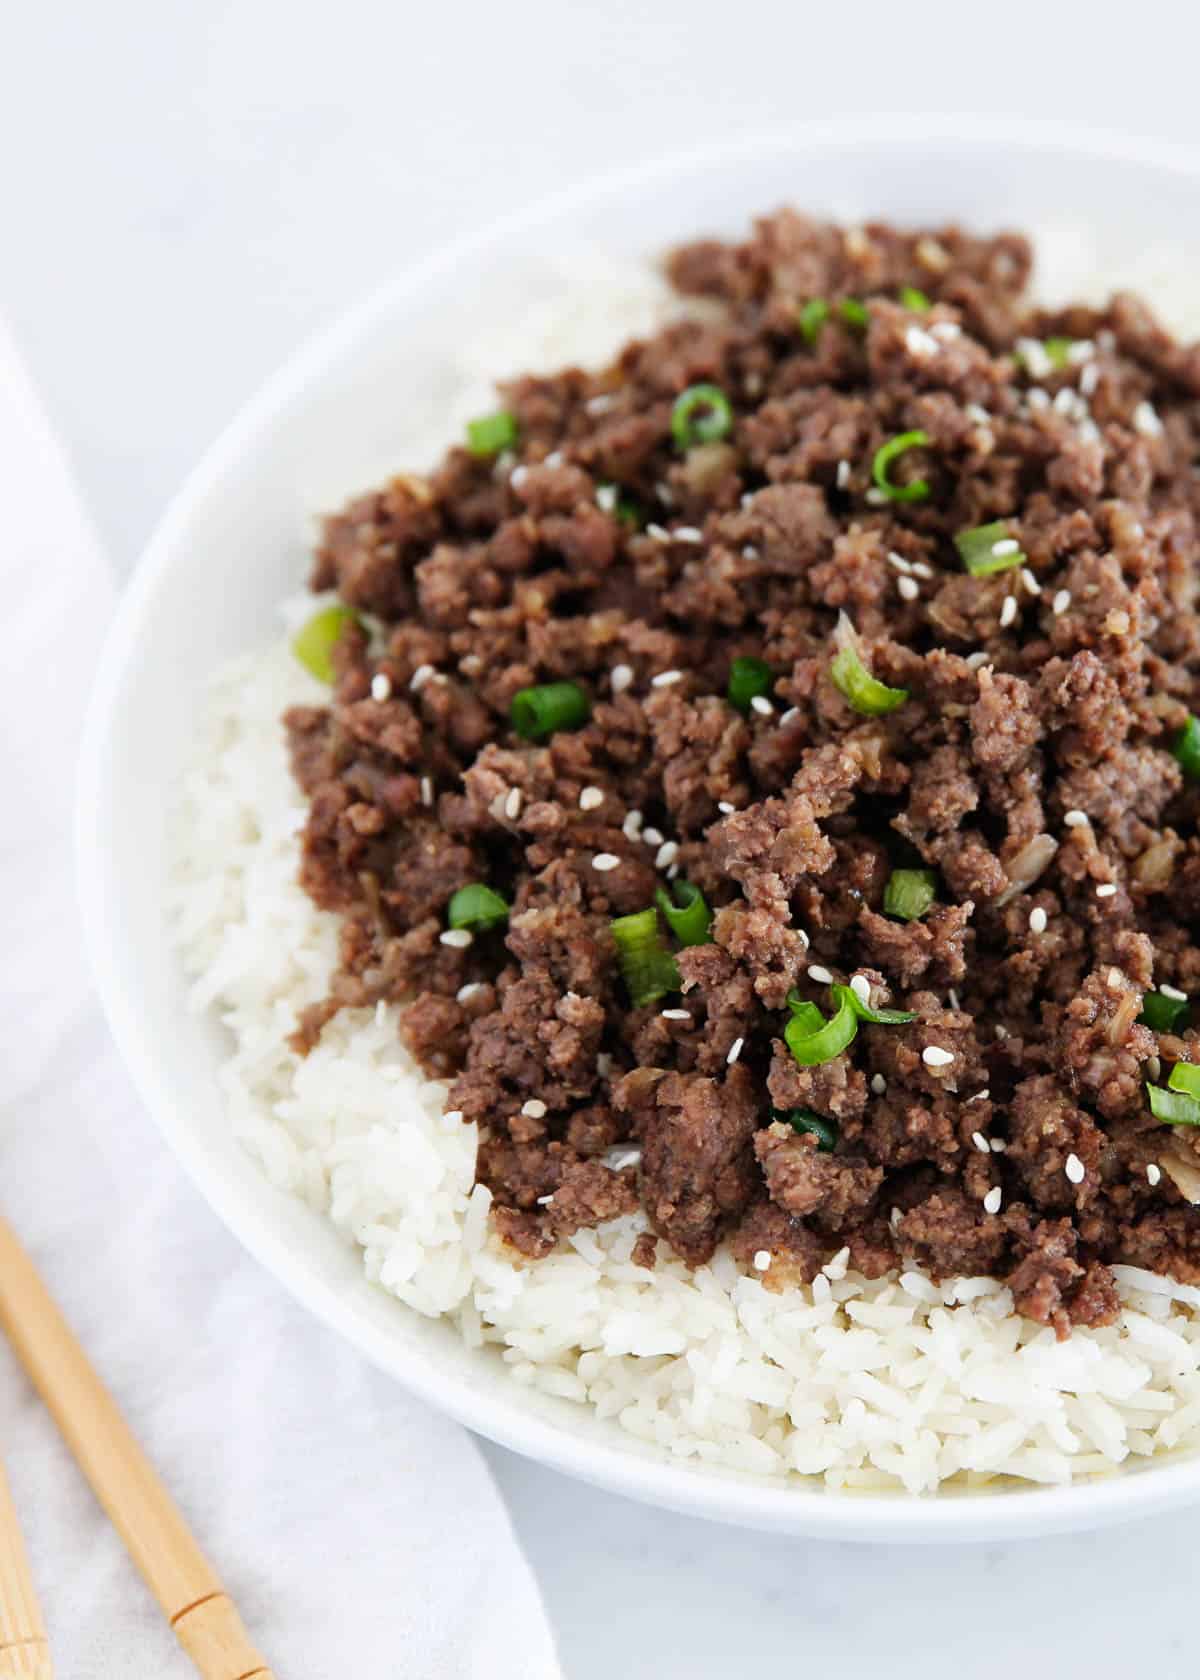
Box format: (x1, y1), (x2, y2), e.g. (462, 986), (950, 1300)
(899, 285), (930, 311)
(871, 429), (931, 503)
(466, 410), (519, 457)
(727, 655), (773, 713)
(830, 613), (909, 716)
(883, 868), (937, 922)
(782, 1109), (838, 1152)
(510, 680), (591, 740)
(671, 383), (733, 449)
(655, 880), (712, 947)
(994, 832), (1059, 908)
(292, 604), (360, 684)
(832, 982), (916, 1026)
(447, 883), (509, 933)
(785, 992), (858, 1066)
(1139, 990), (1191, 1033)
(1172, 715), (1200, 781)
(954, 519), (1025, 577)
(610, 908), (681, 1007)
(798, 298), (830, 343)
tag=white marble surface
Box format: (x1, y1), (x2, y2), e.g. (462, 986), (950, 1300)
(6, 1), (1200, 1671)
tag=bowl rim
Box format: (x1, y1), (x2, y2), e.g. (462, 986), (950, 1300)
(78, 112), (1200, 1541)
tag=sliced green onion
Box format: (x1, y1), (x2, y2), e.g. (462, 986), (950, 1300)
(839, 298), (869, 332)
(832, 982), (916, 1026)
(785, 994), (858, 1066)
(871, 430), (931, 503)
(899, 286), (930, 311)
(1043, 337), (1074, 370)
(1139, 990), (1191, 1033)
(466, 410), (519, 457)
(510, 680), (591, 741)
(671, 383), (733, 449)
(447, 883), (510, 933)
(655, 881), (712, 947)
(727, 656), (773, 713)
(610, 908), (681, 1007)
(954, 519), (1024, 577)
(785, 991), (826, 1039)
(781, 1109), (838, 1151)
(830, 613), (908, 716)
(292, 604), (360, 684)
(1172, 715), (1200, 782)
(1168, 1061), (1200, 1098)
(798, 298), (829, 343)
(1147, 1082), (1200, 1127)
(884, 868), (937, 922)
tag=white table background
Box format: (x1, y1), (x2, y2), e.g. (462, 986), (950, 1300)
(5, 0), (1200, 1670)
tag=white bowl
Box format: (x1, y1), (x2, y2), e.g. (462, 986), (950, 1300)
(79, 116), (1200, 1541)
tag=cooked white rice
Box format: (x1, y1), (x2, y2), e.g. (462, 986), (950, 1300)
(170, 234), (1200, 1494)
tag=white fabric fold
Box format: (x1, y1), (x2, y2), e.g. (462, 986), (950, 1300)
(0, 314), (561, 1679)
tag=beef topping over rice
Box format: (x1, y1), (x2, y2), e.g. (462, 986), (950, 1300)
(284, 210), (1200, 1336)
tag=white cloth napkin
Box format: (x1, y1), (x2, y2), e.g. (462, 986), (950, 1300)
(0, 316), (562, 1679)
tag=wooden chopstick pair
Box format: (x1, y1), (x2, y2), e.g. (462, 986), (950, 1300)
(0, 1218), (273, 1679)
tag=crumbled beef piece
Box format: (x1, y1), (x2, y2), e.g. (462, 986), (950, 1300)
(281, 208), (1200, 1319)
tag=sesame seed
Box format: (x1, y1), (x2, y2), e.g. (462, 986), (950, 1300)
(1018, 337), (1053, 379)
(592, 853), (620, 872)
(622, 809), (644, 839)
(1148, 1163), (1162, 1186)
(948, 988), (960, 1010)
(656, 483), (674, 506)
(1133, 400), (1163, 438)
(610, 664), (634, 694)
(371, 673), (392, 702)
(509, 464), (529, 488)
(779, 707), (800, 726)
(871, 1074), (887, 1095)
(667, 862), (680, 880)
(596, 1052), (613, 1077)
(898, 576), (919, 602)
(1160, 983), (1189, 1002)
(579, 786), (604, 811)
(440, 929), (473, 949)
(911, 561), (934, 580)
(742, 545), (760, 560)
(410, 663), (435, 692)
(888, 551), (914, 574)
(1020, 567), (1040, 596)
(930, 320), (961, 342)
(661, 1008), (690, 1021)
(796, 928), (811, 951)
(807, 965), (834, 985)
(543, 451), (563, 469)
(1029, 907), (1048, 934)
(1079, 361), (1100, 396)
(740, 491), (755, 509)
(652, 669), (683, 688)
(850, 974), (872, 1005)
(965, 403), (991, 424)
(750, 694), (774, 716)
(1063, 809), (1088, 827)
(965, 651), (989, 670)
(595, 484), (618, 513)
(923, 1046), (954, 1068)
(753, 1250), (772, 1272)
(967, 1089), (990, 1103)
(991, 1139), (1007, 1154)
(717, 801), (736, 815)
(999, 595), (1018, 628)
(1096, 883), (1118, 899)
(655, 841), (679, 869)
(646, 522), (670, 542)
(605, 1146), (641, 1172)
(504, 787), (522, 820)
(905, 324), (939, 358)
(972, 1131), (990, 1154)
(444, 1110), (464, 1124)
(586, 392), (616, 414)
(991, 538), (1020, 557)
(673, 526), (704, 544)
(916, 237), (950, 272)
(837, 459), (851, 489)
(726, 1036), (745, 1066)
(994, 1024), (1009, 1040)
(865, 487), (889, 506)
(1107, 967), (1123, 991)
(420, 776), (433, 807)
(1027, 387), (1051, 412)
(642, 827), (664, 847)
(456, 982), (483, 1003)
(521, 1098), (548, 1119)
(983, 1186), (1003, 1215)
(1065, 1152), (1085, 1185)
(536, 1193), (554, 1206)
(1053, 588), (1072, 615)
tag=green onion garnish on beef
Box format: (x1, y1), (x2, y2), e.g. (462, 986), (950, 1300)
(884, 868), (937, 922)
(1139, 989), (1191, 1033)
(727, 655), (773, 714)
(798, 298), (830, 343)
(291, 604), (360, 684)
(670, 383), (733, 449)
(1172, 715), (1200, 781)
(447, 883), (509, 933)
(611, 907), (681, 1007)
(871, 429), (931, 503)
(830, 613), (908, 716)
(466, 410), (519, 457)
(655, 880), (712, 947)
(781, 1110), (838, 1151)
(510, 681), (591, 741)
(954, 520), (1024, 576)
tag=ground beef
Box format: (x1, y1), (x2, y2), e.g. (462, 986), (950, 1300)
(284, 209), (1200, 1329)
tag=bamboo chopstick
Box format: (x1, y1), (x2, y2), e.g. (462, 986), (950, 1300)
(0, 1459), (52, 1680)
(0, 1219), (273, 1680)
